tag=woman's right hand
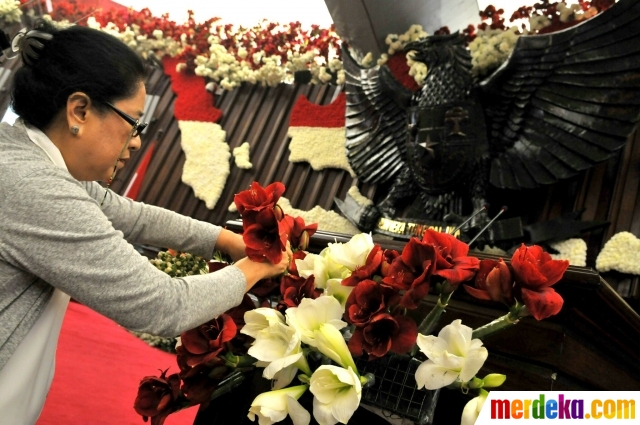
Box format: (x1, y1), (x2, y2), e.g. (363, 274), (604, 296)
(233, 243), (292, 291)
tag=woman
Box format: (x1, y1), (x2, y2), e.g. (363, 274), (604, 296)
(0, 21), (289, 423)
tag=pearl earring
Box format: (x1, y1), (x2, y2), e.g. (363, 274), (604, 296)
(70, 126), (79, 135)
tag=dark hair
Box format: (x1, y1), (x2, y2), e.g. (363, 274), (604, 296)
(11, 20), (147, 130)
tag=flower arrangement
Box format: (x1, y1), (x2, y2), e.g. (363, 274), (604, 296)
(32, 0), (615, 91)
(134, 181), (570, 425)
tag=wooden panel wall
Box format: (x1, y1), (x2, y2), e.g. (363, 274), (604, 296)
(106, 65), (363, 227)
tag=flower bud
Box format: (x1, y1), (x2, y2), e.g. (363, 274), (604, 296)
(482, 373), (507, 388)
(299, 230), (310, 251)
(467, 377), (484, 389)
(273, 204), (284, 221)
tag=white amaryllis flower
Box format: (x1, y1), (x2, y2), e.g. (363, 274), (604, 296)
(286, 296), (347, 347)
(242, 308), (286, 338)
(415, 319), (488, 390)
(296, 253), (331, 289)
(247, 385), (310, 425)
(322, 233), (374, 273)
(314, 323), (358, 372)
(461, 390), (489, 425)
(248, 322), (311, 389)
(324, 278), (354, 308)
(310, 365), (362, 425)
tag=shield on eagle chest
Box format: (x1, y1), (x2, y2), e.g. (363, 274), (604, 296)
(406, 102), (488, 194)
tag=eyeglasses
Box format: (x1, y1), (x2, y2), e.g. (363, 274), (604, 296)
(104, 102), (148, 138)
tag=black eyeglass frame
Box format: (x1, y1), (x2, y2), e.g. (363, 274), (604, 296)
(104, 101), (148, 138)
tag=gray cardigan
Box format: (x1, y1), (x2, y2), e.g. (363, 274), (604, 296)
(0, 122), (246, 369)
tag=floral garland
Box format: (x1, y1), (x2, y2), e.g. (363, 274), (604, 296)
(34, 0), (342, 89)
(34, 0), (617, 90)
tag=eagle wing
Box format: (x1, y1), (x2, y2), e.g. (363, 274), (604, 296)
(343, 44), (413, 185)
(480, 0), (640, 190)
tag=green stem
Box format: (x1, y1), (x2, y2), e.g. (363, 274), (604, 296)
(223, 353), (256, 369)
(472, 307), (524, 340)
(410, 280), (456, 356)
(417, 280), (456, 335)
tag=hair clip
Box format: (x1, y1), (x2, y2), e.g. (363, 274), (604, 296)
(8, 27), (53, 66)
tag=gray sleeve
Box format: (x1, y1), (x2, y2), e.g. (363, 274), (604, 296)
(82, 181), (219, 259)
(0, 170), (246, 337)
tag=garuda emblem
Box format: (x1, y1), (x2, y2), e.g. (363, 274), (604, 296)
(337, 0), (640, 243)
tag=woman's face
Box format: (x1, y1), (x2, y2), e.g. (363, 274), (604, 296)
(73, 82), (146, 182)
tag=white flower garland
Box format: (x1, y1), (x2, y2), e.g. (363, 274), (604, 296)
(385, 24), (428, 55)
(179, 120), (230, 210)
(85, 16), (185, 61)
(596, 232), (640, 275)
(468, 2), (599, 77)
(0, 0), (21, 24)
(550, 238), (587, 267)
(468, 26), (520, 77)
(232, 142), (253, 169)
(287, 127), (355, 176)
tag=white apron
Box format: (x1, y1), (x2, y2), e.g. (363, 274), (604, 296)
(0, 119), (71, 424)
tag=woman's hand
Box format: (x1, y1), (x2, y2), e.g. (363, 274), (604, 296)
(233, 242), (292, 291)
(215, 229), (247, 262)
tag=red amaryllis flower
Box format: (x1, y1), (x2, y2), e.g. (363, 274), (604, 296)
(279, 274), (320, 309)
(288, 250), (307, 276)
(178, 362), (226, 406)
(177, 314), (237, 368)
(511, 244), (568, 320)
(282, 215), (318, 250)
(233, 181), (285, 217)
(421, 229), (480, 285)
(134, 369), (181, 425)
(243, 208), (289, 263)
(464, 258), (514, 305)
(348, 313), (417, 359)
(382, 238), (437, 309)
(342, 245), (383, 287)
(380, 249), (400, 277)
(222, 294), (256, 354)
(345, 279), (399, 327)
(248, 277), (281, 298)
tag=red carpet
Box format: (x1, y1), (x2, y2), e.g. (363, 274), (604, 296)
(37, 302), (198, 425)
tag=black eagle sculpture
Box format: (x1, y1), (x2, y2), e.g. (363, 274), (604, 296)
(339, 0), (640, 242)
